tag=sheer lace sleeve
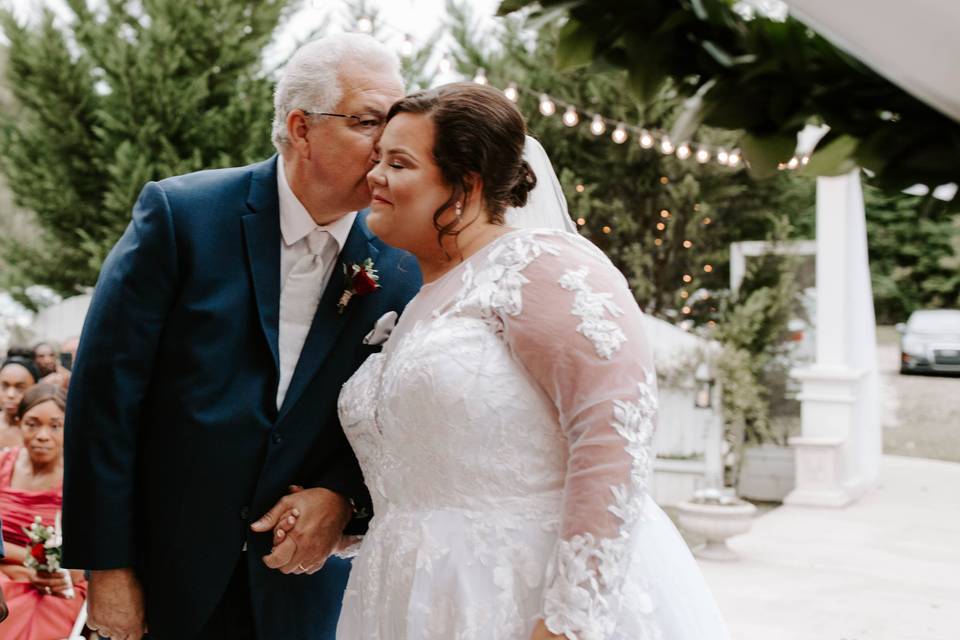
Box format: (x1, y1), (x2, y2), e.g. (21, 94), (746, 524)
(499, 232), (658, 640)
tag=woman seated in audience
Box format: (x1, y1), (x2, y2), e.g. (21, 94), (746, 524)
(0, 384), (86, 639)
(0, 357), (40, 449)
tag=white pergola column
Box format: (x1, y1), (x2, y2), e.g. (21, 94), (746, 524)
(786, 169), (881, 507)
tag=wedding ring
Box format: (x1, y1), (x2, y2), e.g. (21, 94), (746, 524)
(44, 586), (52, 595)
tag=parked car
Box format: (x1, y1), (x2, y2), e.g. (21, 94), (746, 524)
(897, 309), (960, 375)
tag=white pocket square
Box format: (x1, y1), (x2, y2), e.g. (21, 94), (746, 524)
(363, 311), (398, 346)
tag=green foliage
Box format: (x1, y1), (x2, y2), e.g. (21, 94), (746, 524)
(0, 0), (294, 302)
(446, 3), (815, 320)
(865, 187), (960, 323)
(498, 0), (960, 193)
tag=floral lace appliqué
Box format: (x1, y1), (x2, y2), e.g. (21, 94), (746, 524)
(543, 378), (659, 640)
(558, 267), (627, 359)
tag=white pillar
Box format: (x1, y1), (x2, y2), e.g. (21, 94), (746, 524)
(786, 170), (881, 507)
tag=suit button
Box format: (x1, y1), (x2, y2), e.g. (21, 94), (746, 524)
(239, 506), (250, 521)
(272, 432), (283, 444)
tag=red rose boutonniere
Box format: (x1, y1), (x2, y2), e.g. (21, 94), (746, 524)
(338, 258), (381, 314)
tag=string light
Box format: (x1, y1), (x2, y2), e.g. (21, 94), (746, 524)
(503, 82), (518, 102)
(660, 209), (671, 218)
(654, 238), (663, 246)
(682, 306), (692, 315)
(639, 130), (655, 148)
(660, 138), (675, 155)
(473, 68), (488, 85)
(728, 151), (741, 167)
(683, 240), (693, 248)
(611, 124), (628, 144)
(716, 150), (729, 165)
(656, 222), (666, 231)
(659, 176), (670, 185)
(703, 264), (714, 273)
(356, 16), (373, 33)
(602, 225), (612, 234)
(562, 106), (579, 127)
(538, 94), (556, 116)
(680, 290), (690, 299)
(696, 149), (711, 164)
(400, 34), (414, 57)
(575, 183), (585, 193)
(676, 143), (692, 160)
(787, 156), (800, 170)
(801, 155), (810, 166)
(577, 217), (586, 226)
(590, 114), (606, 136)
(703, 217), (712, 225)
(682, 274), (693, 283)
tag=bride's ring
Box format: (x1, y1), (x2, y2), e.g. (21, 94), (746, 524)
(297, 564), (307, 572)
(44, 586), (52, 595)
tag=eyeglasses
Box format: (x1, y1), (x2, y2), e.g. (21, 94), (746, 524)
(301, 110), (385, 135)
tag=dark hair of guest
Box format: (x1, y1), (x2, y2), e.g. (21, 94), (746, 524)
(17, 383), (67, 420)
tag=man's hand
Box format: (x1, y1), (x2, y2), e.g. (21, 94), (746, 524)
(250, 486), (351, 575)
(87, 568), (147, 640)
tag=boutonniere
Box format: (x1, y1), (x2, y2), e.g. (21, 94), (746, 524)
(338, 258), (381, 314)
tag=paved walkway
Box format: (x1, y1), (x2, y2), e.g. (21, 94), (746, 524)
(698, 455), (960, 640)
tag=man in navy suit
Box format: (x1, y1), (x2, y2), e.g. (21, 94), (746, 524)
(62, 33), (418, 639)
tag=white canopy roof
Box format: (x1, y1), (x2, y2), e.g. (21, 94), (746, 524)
(784, 0), (960, 123)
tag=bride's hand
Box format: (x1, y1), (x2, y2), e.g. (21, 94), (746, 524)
(530, 619), (564, 639)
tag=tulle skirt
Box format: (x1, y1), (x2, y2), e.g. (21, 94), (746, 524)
(336, 498), (729, 640)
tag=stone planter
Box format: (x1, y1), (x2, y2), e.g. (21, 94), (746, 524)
(675, 499), (757, 560)
(739, 443), (796, 502)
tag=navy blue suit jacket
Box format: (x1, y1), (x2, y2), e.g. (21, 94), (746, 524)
(62, 156), (421, 639)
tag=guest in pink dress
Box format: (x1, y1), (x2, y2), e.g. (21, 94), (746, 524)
(0, 384), (86, 640)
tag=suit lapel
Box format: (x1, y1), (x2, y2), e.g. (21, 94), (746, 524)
(277, 211), (380, 423)
(242, 156), (282, 375)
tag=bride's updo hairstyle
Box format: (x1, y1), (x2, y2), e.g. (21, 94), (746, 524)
(385, 82), (537, 246)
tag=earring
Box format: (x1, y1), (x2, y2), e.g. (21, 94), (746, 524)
(455, 202), (463, 217)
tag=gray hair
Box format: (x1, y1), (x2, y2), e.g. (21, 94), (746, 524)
(271, 33), (401, 152)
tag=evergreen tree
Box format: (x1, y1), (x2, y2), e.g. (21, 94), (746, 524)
(864, 186), (960, 323)
(0, 0), (295, 303)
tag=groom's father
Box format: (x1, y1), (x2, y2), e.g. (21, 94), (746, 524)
(62, 34), (418, 640)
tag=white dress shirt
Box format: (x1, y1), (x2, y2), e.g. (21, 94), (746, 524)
(276, 157), (357, 407)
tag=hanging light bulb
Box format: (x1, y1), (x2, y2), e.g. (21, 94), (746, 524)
(438, 55), (452, 73)
(728, 151), (741, 167)
(676, 143), (692, 160)
(660, 137), (675, 155)
(538, 94), (556, 116)
(695, 149), (711, 164)
(400, 34), (414, 57)
(787, 156), (800, 170)
(503, 83), (518, 102)
(473, 68), (488, 85)
(356, 16), (373, 33)
(562, 106), (579, 127)
(589, 114), (606, 136)
(611, 124), (628, 144)
(716, 150), (730, 165)
(639, 130), (655, 148)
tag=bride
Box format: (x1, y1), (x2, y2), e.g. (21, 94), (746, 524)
(285, 82), (729, 640)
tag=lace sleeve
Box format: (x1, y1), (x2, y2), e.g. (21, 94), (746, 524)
(500, 233), (658, 640)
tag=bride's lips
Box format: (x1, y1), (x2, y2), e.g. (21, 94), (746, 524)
(372, 193), (393, 205)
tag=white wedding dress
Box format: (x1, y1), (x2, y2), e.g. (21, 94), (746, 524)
(336, 228), (729, 640)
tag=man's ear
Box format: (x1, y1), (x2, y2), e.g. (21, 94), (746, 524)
(286, 109), (312, 158)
